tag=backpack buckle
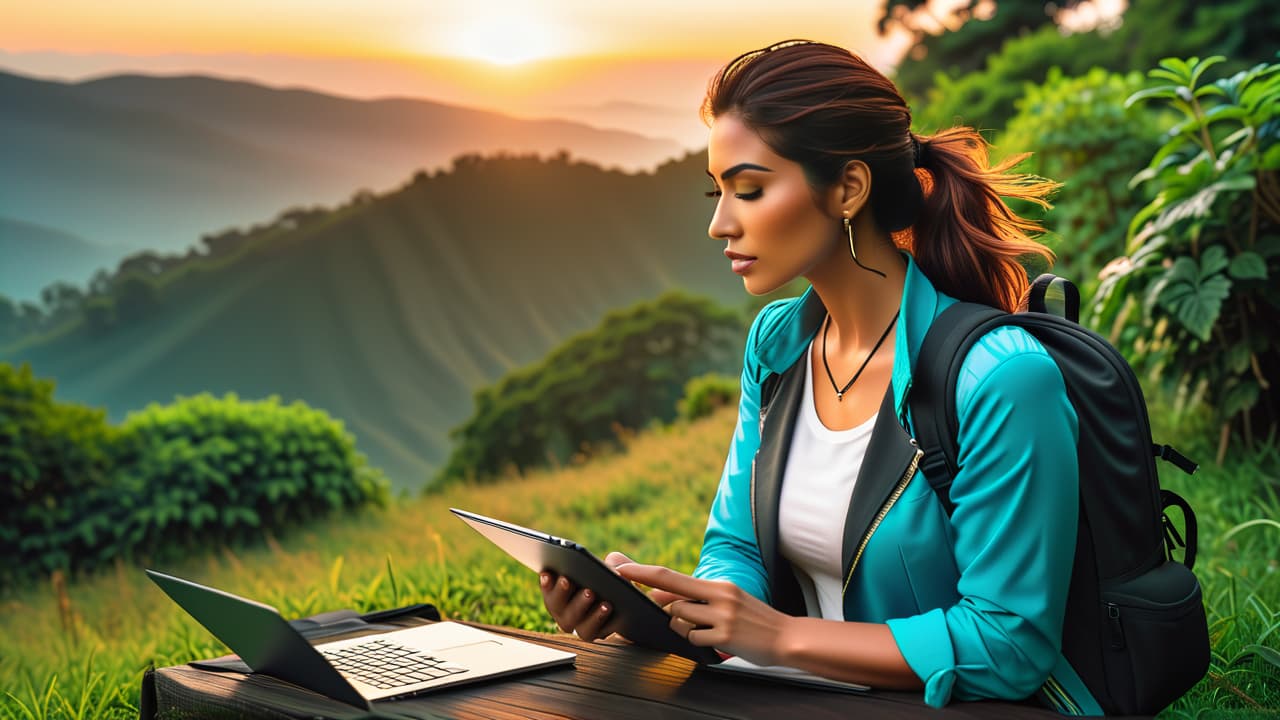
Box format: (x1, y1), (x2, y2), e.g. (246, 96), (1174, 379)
(1154, 443), (1199, 475)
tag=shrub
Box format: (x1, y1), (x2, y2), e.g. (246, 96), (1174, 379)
(0, 364), (390, 585)
(1092, 55), (1280, 462)
(677, 373), (739, 422)
(0, 363), (115, 584)
(110, 394), (390, 561)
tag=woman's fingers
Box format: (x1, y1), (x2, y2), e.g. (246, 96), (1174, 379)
(648, 588), (687, 607)
(668, 598), (714, 627)
(616, 563), (707, 599)
(572, 598), (615, 641)
(603, 552), (634, 572)
(540, 573), (571, 613)
(540, 572), (613, 637)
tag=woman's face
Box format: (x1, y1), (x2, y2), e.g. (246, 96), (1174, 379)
(706, 113), (841, 296)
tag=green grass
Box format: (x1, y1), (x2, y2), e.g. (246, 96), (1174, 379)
(2, 404), (1277, 718)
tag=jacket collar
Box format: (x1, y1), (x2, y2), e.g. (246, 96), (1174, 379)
(749, 253), (946, 610)
(749, 252), (949, 421)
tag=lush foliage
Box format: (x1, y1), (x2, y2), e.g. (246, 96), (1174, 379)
(0, 365), (390, 585)
(677, 372), (739, 422)
(1092, 56), (1280, 458)
(0, 363), (116, 585)
(109, 393), (391, 560)
(998, 68), (1161, 298)
(2, 397), (1277, 719)
(907, 0), (1280, 134)
(436, 291), (743, 487)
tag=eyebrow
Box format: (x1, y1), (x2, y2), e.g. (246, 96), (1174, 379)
(705, 163), (774, 182)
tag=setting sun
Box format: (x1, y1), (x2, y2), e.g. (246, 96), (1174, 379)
(446, 11), (565, 66)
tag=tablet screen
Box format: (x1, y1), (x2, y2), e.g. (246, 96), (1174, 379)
(450, 508), (722, 664)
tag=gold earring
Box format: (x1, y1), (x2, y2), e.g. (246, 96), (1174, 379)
(844, 213), (888, 279)
(844, 215), (858, 263)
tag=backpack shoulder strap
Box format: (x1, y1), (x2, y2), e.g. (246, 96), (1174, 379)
(910, 301), (1007, 517)
(1027, 273), (1081, 322)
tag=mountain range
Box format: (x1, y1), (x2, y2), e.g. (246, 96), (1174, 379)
(0, 150), (744, 491)
(0, 70), (685, 299)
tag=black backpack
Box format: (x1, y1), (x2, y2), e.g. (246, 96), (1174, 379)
(909, 274), (1209, 715)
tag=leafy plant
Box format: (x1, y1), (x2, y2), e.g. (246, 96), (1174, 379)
(997, 67), (1161, 298)
(1092, 55), (1280, 462)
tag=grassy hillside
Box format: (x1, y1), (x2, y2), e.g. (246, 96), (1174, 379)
(0, 69), (683, 266)
(1, 401), (1277, 719)
(0, 151), (743, 491)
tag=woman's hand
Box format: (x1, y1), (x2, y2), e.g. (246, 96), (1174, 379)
(539, 551), (634, 641)
(615, 562), (790, 666)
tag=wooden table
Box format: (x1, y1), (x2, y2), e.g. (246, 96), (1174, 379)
(143, 621), (1139, 719)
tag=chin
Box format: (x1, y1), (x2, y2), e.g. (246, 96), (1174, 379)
(742, 275), (785, 297)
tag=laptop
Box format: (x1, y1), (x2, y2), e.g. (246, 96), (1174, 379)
(146, 569), (575, 709)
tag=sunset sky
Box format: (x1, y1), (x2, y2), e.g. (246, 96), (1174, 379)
(1, 1), (941, 146)
(3, 1), (918, 64)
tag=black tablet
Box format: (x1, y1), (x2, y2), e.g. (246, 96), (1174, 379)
(450, 508), (722, 664)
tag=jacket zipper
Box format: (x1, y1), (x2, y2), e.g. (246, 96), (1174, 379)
(751, 401), (769, 533)
(842, 440), (923, 596)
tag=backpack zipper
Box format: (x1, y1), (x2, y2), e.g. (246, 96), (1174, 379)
(843, 440), (923, 596)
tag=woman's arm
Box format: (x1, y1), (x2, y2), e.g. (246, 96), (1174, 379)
(887, 329), (1079, 705)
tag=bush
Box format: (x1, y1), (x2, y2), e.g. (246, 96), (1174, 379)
(0, 364), (390, 585)
(677, 373), (739, 422)
(110, 394), (390, 562)
(0, 363), (115, 584)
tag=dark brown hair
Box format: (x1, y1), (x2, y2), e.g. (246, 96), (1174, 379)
(701, 40), (1056, 313)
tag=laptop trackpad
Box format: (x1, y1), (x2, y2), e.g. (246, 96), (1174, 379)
(435, 639), (503, 652)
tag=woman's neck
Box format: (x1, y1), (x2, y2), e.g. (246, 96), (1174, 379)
(805, 220), (906, 354)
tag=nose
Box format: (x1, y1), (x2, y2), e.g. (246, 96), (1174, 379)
(707, 199), (740, 242)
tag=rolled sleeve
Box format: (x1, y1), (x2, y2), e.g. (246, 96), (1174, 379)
(891, 335), (1079, 706)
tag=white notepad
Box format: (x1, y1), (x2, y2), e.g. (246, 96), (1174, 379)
(707, 656), (871, 693)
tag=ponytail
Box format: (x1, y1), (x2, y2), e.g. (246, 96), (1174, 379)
(904, 128), (1058, 313)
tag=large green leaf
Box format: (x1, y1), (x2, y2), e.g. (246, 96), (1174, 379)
(1157, 256), (1232, 340)
(1200, 245), (1230, 277)
(1229, 251), (1269, 280)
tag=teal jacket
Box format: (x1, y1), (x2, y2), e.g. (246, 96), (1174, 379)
(693, 254), (1102, 713)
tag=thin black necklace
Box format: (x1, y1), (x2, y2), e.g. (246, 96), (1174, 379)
(821, 310), (899, 402)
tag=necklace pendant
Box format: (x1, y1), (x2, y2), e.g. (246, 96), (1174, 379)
(837, 392), (844, 401)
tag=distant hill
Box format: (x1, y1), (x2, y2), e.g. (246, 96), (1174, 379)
(0, 150), (743, 491)
(0, 70), (684, 294)
(0, 218), (117, 301)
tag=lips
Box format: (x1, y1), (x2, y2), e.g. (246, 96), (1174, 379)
(724, 249), (757, 275)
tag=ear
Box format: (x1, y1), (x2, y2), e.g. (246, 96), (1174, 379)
(825, 160), (871, 219)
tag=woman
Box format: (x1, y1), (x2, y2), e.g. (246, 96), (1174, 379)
(540, 40), (1099, 713)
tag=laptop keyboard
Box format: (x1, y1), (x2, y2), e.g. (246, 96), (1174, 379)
(321, 638), (468, 689)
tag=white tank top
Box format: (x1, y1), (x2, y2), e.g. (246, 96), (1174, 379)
(777, 341), (876, 621)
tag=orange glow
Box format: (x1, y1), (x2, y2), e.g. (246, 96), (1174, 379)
(3, 1), (901, 65)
